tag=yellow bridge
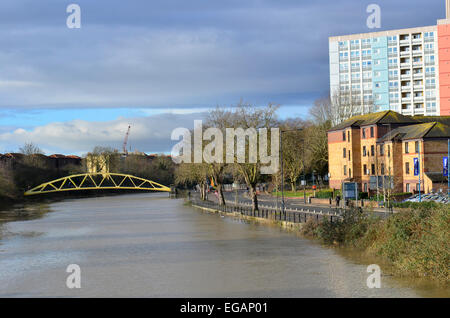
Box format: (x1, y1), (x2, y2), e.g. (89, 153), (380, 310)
(24, 173), (171, 196)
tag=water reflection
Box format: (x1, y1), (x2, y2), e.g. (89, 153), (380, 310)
(0, 203), (51, 242)
(0, 193), (446, 297)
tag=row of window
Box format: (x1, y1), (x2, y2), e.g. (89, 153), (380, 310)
(362, 127), (374, 139)
(360, 182), (420, 193)
(405, 183), (422, 193)
(362, 163), (384, 175)
(347, 160), (421, 178)
(338, 32), (435, 47)
(404, 141), (421, 154)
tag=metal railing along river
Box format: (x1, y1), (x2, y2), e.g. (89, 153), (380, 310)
(189, 196), (347, 224)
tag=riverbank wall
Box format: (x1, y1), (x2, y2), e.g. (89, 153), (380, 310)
(189, 197), (342, 233)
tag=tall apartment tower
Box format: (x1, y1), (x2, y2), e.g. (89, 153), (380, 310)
(329, 0), (450, 116)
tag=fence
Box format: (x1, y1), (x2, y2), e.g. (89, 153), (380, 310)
(190, 196), (344, 224)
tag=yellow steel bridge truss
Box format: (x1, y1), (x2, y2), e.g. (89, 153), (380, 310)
(24, 173), (171, 196)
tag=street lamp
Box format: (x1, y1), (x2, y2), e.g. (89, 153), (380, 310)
(380, 123), (393, 213)
(280, 128), (304, 221)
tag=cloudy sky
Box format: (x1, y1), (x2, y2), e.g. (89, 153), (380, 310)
(0, 0), (445, 155)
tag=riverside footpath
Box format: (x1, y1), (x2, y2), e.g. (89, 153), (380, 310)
(188, 190), (395, 226)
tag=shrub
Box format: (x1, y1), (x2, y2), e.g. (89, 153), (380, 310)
(304, 204), (450, 281)
(314, 208), (378, 246)
(368, 205), (449, 280)
(300, 217), (320, 237)
(392, 201), (441, 209)
(315, 190), (333, 199)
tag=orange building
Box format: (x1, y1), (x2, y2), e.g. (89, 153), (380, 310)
(328, 111), (450, 194)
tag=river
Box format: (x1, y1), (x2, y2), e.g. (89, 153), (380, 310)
(0, 193), (447, 297)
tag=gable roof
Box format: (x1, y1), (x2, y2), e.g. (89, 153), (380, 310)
(413, 115), (450, 126)
(379, 122), (450, 141)
(328, 110), (417, 132)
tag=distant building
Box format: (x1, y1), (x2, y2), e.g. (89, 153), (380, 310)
(48, 154), (82, 170)
(328, 110), (450, 194)
(0, 153), (82, 170)
(329, 0), (450, 116)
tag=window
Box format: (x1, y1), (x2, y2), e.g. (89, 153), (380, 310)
(343, 148), (347, 158)
(363, 146), (367, 156)
(388, 58), (398, 65)
(342, 131), (346, 141)
(349, 168), (352, 177)
(370, 127), (374, 137)
(363, 164), (367, 175)
(371, 145), (375, 156)
(344, 165), (347, 176)
(347, 131), (350, 142)
(389, 81), (399, 88)
(348, 150), (351, 161)
(381, 163), (385, 175)
(371, 164), (375, 175)
(380, 144), (384, 156)
(405, 142), (409, 154)
(415, 141), (419, 153)
(362, 128), (366, 138)
(406, 183), (410, 192)
(364, 183), (368, 192)
(406, 162), (410, 174)
(388, 145), (391, 157)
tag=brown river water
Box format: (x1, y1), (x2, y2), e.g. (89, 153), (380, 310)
(0, 193), (448, 297)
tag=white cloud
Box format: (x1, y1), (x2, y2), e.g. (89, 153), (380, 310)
(0, 112), (207, 155)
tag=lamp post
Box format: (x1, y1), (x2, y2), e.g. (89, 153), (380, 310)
(280, 128), (304, 221)
(380, 123), (392, 213)
(232, 181), (238, 207)
(418, 140), (422, 203)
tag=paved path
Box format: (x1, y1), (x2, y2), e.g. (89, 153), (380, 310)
(202, 190), (394, 219)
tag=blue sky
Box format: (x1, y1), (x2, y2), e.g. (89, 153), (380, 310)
(0, 0), (446, 154)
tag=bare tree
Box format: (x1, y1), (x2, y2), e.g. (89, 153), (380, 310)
(279, 118), (310, 192)
(175, 163), (209, 200)
(311, 90), (375, 126)
(19, 142), (43, 155)
(304, 121), (331, 178)
(209, 101), (279, 212)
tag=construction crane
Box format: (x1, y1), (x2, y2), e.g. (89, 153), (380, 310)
(122, 125), (131, 157)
